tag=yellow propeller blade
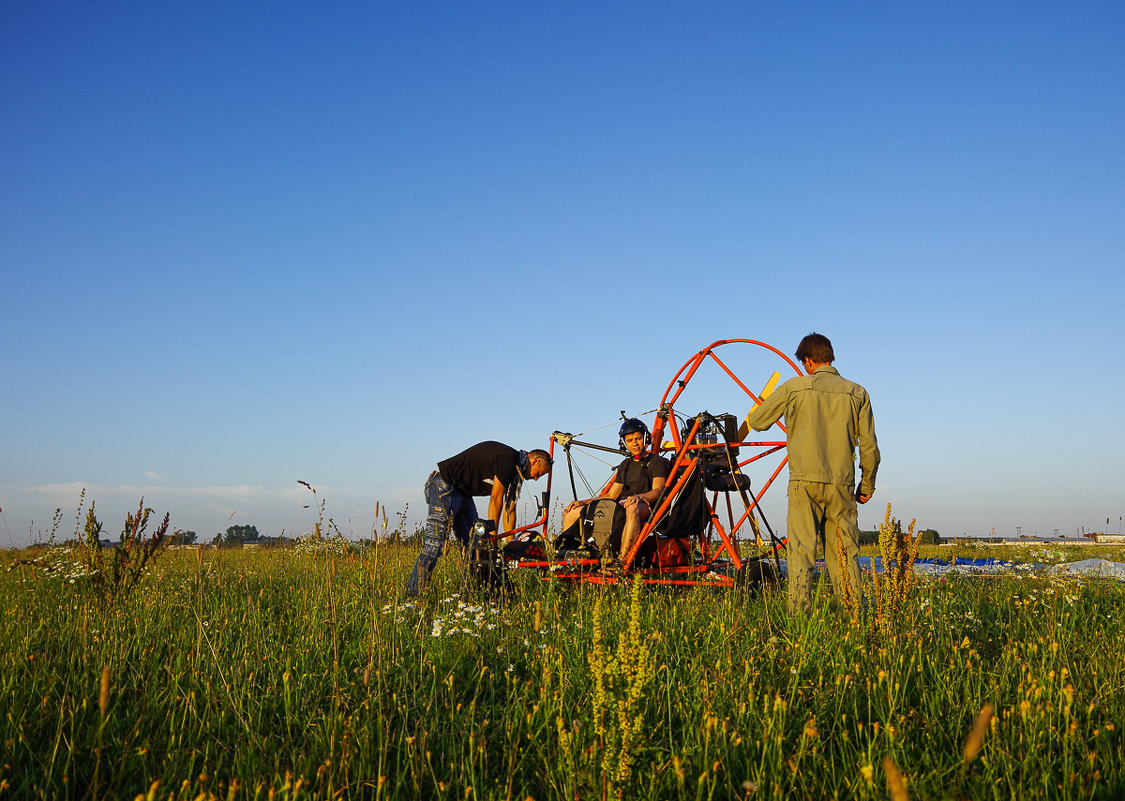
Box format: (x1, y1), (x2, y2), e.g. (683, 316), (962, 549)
(738, 371), (780, 440)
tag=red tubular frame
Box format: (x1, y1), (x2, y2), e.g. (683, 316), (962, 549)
(510, 340), (803, 587)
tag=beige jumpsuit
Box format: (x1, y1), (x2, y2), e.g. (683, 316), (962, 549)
(747, 365), (880, 615)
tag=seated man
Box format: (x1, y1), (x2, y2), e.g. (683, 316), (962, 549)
(560, 418), (669, 562)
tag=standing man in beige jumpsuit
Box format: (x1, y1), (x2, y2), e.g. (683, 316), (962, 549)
(747, 333), (880, 616)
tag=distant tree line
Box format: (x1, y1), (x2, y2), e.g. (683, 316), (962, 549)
(859, 528), (941, 546)
(162, 522), (428, 549)
(210, 525), (298, 548)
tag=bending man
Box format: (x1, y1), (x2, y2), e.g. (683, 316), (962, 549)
(404, 441), (552, 597)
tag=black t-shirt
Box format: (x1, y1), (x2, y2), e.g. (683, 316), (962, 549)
(614, 453), (670, 497)
(437, 441), (522, 498)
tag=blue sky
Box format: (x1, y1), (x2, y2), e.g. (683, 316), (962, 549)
(3, 1), (1123, 546)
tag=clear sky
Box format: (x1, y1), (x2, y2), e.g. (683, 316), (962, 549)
(3, 1), (1123, 547)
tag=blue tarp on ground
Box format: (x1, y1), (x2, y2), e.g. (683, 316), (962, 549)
(853, 556), (1023, 574)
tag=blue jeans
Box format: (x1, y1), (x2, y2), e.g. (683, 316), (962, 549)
(404, 471), (480, 596)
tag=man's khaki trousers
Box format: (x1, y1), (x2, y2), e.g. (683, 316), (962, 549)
(786, 479), (862, 615)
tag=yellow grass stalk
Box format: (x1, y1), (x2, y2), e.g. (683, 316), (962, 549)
(882, 756), (909, 801)
(99, 665), (110, 719)
(963, 703), (994, 764)
(833, 524), (860, 625)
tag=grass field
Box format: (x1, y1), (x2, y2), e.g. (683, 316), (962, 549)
(3, 536), (1124, 800)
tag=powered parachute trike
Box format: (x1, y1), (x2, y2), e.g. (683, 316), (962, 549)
(467, 339), (803, 590)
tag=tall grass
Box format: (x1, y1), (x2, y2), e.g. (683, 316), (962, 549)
(2, 541), (1124, 799)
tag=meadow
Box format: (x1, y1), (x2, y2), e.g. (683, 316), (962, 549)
(2, 534), (1124, 800)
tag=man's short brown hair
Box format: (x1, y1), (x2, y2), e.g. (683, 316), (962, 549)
(528, 449), (553, 467)
(795, 332), (835, 364)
